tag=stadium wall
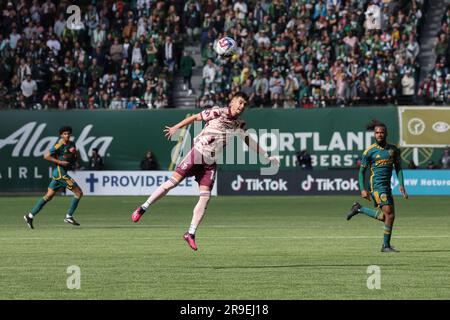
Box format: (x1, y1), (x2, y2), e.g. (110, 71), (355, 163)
(66, 170), (218, 196)
(217, 170), (450, 196)
(0, 108), (446, 192)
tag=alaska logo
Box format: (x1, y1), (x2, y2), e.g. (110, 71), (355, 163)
(0, 122), (113, 162)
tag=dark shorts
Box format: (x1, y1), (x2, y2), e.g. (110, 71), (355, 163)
(48, 175), (79, 191)
(175, 148), (216, 189)
(371, 189), (394, 208)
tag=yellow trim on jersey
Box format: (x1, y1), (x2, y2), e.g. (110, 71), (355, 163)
(54, 165), (62, 180)
(373, 191), (381, 204)
(369, 165), (374, 193)
(63, 176), (74, 190)
(53, 139), (65, 150)
(363, 143), (377, 156)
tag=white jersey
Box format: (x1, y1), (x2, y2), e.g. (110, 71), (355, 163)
(194, 106), (246, 160)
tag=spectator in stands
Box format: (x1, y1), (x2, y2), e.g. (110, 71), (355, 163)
(42, 89), (57, 109)
(435, 33), (448, 60)
(0, 80), (7, 109)
(435, 76), (446, 104)
(184, 2), (201, 44)
(180, 50), (196, 96)
(46, 33), (61, 56)
(241, 78), (255, 106)
(408, 160), (418, 169)
(140, 150), (159, 170)
(401, 70), (415, 98)
(406, 34), (420, 61)
(109, 92), (123, 109)
(202, 58), (216, 93)
(9, 26), (21, 50)
(109, 37), (123, 66)
(89, 148), (104, 170)
(21, 73), (37, 108)
(418, 75), (435, 104)
(427, 160), (438, 169)
(199, 91), (215, 108)
(440, 147), (450, 169)
(53, 13), (65, 38)
(269, 69), (285, 108)
(163, 36), (176, 73)
(445, 74), (450, 103)
(153, 94), (168, 109)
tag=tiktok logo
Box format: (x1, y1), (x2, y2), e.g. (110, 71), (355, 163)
(301, 175), (314, 191)
(231, 175), (244, 191)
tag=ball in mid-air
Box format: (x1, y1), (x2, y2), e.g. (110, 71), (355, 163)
(214, 36), (237, 56)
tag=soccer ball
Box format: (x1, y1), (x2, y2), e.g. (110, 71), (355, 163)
(214, 37), (237, 56)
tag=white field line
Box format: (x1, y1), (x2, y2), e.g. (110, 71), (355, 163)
(1, 223), (448, 229)
(0, 235), (449, 241)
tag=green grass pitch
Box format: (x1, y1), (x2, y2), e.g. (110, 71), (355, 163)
(0, 195), (449, 299)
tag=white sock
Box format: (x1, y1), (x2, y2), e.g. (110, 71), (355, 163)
(141, 177), (179, 210)
(188, 191), (211, 235)
(188, 224), (197, 235)
(28, 213), (34, 219)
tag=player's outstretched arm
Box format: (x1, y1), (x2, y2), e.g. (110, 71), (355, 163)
(43, 151), (69, 167)
(164, 113), (202, 140)
(359, 166), (371, 201)
(243, 133), (279, 166)
(395, 162), (408, 199)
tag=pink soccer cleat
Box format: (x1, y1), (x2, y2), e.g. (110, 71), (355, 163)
(183, 232), (198, 251)
(131, 206), (145, 222)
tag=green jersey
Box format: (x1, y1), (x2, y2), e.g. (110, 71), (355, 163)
(360, 142), (400, 192)
(49, 139), (77, 179)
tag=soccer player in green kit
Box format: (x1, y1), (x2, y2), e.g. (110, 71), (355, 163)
(24, 126), (83, 229)
(347, 120), (408, 253)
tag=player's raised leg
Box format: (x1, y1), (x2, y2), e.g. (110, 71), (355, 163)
(183, 186), (211, 251)
(132, 172), (184, 222)
(24, 188), (57, 229)
(64, 185), (83, 226)
(347, 202), (384, 221)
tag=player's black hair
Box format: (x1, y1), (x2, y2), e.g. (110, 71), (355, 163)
(366, 119), (387, 131)
(59, 126), (73, 135)
(233, 91), (249, 103)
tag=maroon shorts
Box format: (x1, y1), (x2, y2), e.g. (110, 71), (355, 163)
(175, 148), (217, 189)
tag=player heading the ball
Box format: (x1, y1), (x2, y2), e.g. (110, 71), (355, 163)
(131, 92), (279, 251)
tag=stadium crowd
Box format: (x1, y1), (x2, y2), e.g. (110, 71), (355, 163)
(0, 0), (188, 110)
(198, 0), (427, 108)
(417, 4), (450, 105)
(0, 0), (449, 110)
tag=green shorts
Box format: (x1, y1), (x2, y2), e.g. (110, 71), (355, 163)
(371, 189), (394, 208)
(48, 175), (78, 191)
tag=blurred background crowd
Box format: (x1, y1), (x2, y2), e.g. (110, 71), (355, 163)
(0, 0), (449, 110)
